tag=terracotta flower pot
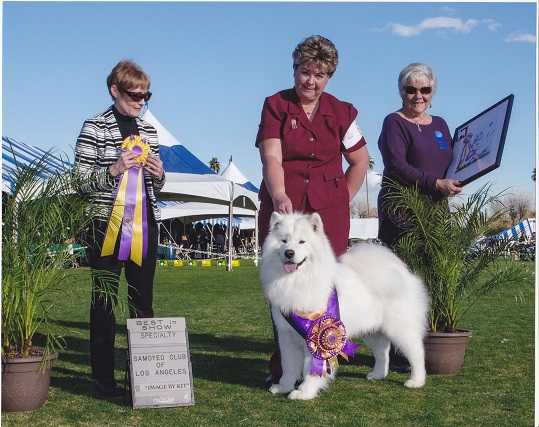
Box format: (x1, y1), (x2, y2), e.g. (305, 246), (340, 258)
(424, 330), (471, 375)
(2, 350), (58, 412)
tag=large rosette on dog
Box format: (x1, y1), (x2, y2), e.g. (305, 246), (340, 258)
(285, 290), (359, 376)
(101, 135), (150, 266)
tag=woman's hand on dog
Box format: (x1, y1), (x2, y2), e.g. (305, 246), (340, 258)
(272, 192), (293, 214)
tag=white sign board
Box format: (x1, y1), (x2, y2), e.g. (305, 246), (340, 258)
(127, 317), (195, 408)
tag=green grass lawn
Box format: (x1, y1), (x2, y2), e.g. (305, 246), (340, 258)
(2, 262), (535, 426)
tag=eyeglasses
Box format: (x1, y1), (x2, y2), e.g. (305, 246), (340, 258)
(120, 87), (152, 102)
(405, 86), (432, 95)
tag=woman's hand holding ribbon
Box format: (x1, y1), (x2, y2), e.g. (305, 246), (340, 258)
(109, 151), (140, 177)
(145, 154), (164, 179)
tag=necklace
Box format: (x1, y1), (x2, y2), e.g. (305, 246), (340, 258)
(399, 110), (427, 133)
(303, 102), (319, 121)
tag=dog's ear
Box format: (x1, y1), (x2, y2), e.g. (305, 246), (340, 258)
(310, 213), (324, 233)
(269, 212), (283, 230)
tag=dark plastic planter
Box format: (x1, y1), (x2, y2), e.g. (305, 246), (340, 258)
(424, 330), (472, 375)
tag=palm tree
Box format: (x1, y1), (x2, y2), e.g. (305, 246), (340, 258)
(365, 156), (375, 217)
(208, 157), (220, 174)
(387, 181), (526, 332)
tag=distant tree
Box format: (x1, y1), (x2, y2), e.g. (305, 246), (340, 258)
(505, 193), (534, 223)
(208, 157), (220, 173)
(532, 168), (536, 182)
(486, 192), (534, 235)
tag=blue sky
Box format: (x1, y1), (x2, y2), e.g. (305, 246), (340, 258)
(2, 2), (536, 202)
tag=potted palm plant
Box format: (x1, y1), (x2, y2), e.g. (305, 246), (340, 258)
(386, 182), (527, 374)
(1, 148), (94, 412)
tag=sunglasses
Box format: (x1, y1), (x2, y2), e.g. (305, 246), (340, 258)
(405, 86), (432, 95)
(120, 87), (152, 102)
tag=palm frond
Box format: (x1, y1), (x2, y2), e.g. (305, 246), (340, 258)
(2, 145), (122, 359)
(386, 181), (523, 331)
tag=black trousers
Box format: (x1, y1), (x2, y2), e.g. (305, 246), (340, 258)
(85, 218), (158, 385)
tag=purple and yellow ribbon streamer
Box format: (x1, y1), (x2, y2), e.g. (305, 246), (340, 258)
(101, 136), (150, 266)
(284, 290), (359, 376)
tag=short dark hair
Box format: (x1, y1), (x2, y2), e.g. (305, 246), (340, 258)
(292, 35), (338, 77)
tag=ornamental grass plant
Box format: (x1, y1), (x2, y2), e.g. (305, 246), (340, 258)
(1, 147), (119, 361)
(385, 181), (528, 332)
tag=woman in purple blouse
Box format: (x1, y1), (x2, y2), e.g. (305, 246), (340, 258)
(377, 63), (462, 248)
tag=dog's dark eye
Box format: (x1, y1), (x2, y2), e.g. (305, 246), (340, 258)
(281, 239), (287, 244)
(299, 240), (306, 244)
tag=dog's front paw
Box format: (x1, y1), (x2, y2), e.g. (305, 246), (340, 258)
(404, 377), (425, 388)
(269, 383), (294, 395)
(288, 389), (317, 400)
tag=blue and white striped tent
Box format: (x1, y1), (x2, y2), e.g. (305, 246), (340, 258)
(195, 216), (255, 230)
(495, 218), (536, 241)
(2, 136), (71, 194)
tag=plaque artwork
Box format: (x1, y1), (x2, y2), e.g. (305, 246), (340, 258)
(445, 94), (513, 185)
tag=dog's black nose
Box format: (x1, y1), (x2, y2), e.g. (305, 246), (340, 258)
(284, 249), (295, 259)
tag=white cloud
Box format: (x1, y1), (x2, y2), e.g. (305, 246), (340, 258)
(505, 32), (536, 43)
(482, 19), (501, 32)
(387, 16), (498, 38)
(390, 23), (422, 37)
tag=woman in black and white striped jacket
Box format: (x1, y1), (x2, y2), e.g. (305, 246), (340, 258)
(74, 60), (165, 397)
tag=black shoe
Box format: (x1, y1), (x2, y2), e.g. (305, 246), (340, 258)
(94, 380), (125, 397)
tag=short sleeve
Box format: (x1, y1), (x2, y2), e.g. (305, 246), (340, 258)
(340, 104), (366, 153)
(255, 97), (282, 147)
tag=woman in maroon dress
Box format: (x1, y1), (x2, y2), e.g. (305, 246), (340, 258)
(256, 35), (370, 384)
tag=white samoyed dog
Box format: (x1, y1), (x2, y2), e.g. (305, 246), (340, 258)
(260, 212), (429, 400)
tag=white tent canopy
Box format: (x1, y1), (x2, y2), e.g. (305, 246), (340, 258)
(349, 218), (379, 240)
(143, 110), (259, 210)
(159, 200), (255, 222)
(143, 109), (259, 268)
(220, 159), (249, 184)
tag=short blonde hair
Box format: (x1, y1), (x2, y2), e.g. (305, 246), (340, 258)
(107, 60), (150, 97)
(292, 35), (339, 77)
(398, 63), (437, 99)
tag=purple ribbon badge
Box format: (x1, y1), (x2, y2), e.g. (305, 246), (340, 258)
(285, 290), (359, 376)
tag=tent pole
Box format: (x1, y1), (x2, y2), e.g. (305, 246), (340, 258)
(209, 222), (214, 258)
(226, 182), (234, 271)
(254, 209), (259, 266)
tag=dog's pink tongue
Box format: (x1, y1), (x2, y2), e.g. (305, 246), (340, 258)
(283, 263), (297, 273)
